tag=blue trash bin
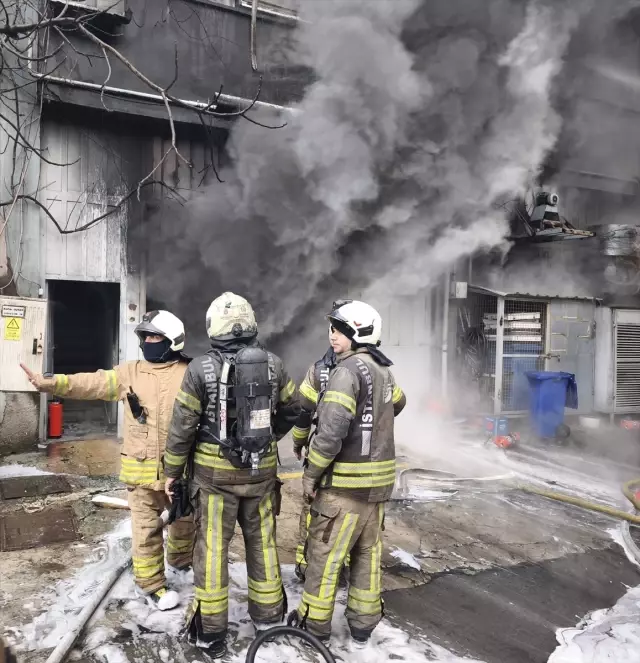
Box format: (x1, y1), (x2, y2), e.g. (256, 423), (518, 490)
(525, 371), (578, 438)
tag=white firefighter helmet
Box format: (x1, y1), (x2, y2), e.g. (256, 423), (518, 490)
(328, 300), (382, 346)
(134, 310), (185, 351)
(206, 292), (258, 339)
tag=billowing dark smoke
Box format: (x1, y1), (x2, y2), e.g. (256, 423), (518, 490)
(546, 0), (640, 198)
(143, 0), (591, 375)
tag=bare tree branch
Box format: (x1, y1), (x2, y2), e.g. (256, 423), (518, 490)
(99, 45), (112, 111)
(0, 181), (185, 235)
(0, 0), (286, 251)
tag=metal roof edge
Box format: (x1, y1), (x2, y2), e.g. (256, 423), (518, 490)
(468, 284), (600, 302)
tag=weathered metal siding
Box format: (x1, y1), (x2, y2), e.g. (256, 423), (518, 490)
(363, 281), (447, 408)
(40, 120), (143, 282)
(151, 134), (216, 196)
(38, 114), (152, 438)
(547, 299), (596, 414)
(45, 0), (307, 109)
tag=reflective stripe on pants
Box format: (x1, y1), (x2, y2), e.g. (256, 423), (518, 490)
(187, 479), (284, 637)
(296, 490), (384, 638)
(297, 495), (350, 573)
(127, 485), (195, 593)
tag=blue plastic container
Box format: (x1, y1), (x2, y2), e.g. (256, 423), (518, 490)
(525, 371), (578, 438)
(485, 416), (509, 436)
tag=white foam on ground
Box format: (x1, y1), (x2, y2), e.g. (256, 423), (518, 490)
(390, 547), (422, 570)
(0, 464), (51, 478)
(14, 519), (482, 662)
(547, 585), (640, 663)
(609, 526), (640, 570)
(11, 518), (132, 651)
(404, 488), (459, 501)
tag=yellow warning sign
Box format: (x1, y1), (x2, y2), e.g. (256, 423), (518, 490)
(4, 317), (22, 341)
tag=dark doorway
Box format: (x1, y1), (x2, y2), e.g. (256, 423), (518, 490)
(47, 280), (120, 439)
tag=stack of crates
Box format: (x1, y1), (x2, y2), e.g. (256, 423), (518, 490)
(483, 311), (543, 411)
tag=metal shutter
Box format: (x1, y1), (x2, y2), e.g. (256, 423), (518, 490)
(615, 310), (640, 411)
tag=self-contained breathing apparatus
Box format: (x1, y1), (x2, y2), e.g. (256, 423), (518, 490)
(199, 346), (276, 474)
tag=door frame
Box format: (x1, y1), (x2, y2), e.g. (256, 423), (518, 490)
(38, 278), (123, 443)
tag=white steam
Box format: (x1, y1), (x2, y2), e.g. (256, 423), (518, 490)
(365, 0), (585, 303)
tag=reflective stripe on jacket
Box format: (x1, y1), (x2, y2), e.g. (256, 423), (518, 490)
(164, 346), (298, 487)
(39, 360), (189, 489)
(303, 348), (406, 502)
(292, 360), (332, 448)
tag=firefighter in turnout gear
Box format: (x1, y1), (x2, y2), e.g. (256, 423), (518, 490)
(21, 311), (195, 611)
(291, 300), (353, 582)
(290, 300), (406, 645)
(164, 292), (298, 659)
(292, 347), (335, 581)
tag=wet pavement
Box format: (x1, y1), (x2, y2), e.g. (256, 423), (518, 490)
(42, 438), (122, 477)
(384, 544), (639, 663)
(1, 427), (640, 662)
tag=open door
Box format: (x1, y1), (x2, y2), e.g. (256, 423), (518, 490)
(42, 280), (120, 442)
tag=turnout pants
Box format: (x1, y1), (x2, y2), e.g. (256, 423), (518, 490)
(297, 490), (384, 639)
(296, 496), (312, 575)
(186, 478), (284, 639)
(296, 494), (350, 578)
(127, 485), (195, 593)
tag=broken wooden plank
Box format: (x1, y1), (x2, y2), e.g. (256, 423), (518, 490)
(91, 495), (129, 509)
(0, 506), (78, 551)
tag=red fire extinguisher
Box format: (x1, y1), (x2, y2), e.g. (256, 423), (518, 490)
(48, 398), (63, 439)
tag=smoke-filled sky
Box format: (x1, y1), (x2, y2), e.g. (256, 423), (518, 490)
(141, 0), (640, 375)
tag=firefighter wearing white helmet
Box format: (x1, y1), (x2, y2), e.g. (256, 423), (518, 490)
(290, 299), (407, 646)
(21, 310), (194, 611)
(164, 292), (299, 659)
(291, 299), (354, 583)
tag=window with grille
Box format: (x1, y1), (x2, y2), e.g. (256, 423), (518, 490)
(239, 0), (298, 19)
(52, 0), (127, 14)
(499, 300), (547, 412)
(615, 322), (640, 410)
(92, 0), (126, 11)
(50, 0), (128, 21)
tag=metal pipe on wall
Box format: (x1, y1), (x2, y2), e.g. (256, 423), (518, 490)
(441, 272), (450, 398)
(35, 74), (295, 114)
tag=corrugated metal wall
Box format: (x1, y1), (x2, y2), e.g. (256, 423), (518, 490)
(151, 134), (220, 197)
(40, 120), (147, 282)
(38, 116), (152, 438)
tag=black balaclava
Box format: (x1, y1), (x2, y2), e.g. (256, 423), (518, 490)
(321, 346), (337, 368)
(143, 338), (173, 363)
(210, 332), (259, 356)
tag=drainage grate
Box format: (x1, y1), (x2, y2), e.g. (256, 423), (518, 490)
(0, 475), (72, 500)
(0, 505), (78, 551)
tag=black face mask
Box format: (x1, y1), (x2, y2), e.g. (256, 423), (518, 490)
(143, 338), (172, 363)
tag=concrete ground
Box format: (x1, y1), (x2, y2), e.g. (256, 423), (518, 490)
(0, 424), (639, 662)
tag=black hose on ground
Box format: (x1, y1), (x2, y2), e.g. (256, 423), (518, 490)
(245, 625), (336, 663)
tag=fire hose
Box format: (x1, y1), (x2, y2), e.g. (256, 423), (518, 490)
(397, 469), (640, 525)
(520, 484), (640, 525)
(245, 626), (336, 663)
(44, 509), (171, 663)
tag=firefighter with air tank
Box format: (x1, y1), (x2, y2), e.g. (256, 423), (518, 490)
(163, 292), (298, 659)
